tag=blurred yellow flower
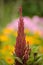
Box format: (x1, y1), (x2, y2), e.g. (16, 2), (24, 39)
(13, 31), (17, 37)
(1, 48), (6, 54)
(34, 39), (40, 44)
(3, 28), (13, 34)
(3, 45), (10, 50)
(1, 45), (15, 56)
(5, 57), (14, 64)
(39, 46), (43, 53)
(1, 45), (10, 54)
(9, 46), (15, 55)
(26, 36), (34, 45)
(26, 36), (40, 45)
(24, 29), (29, 33)
(1, 34), (9, 42)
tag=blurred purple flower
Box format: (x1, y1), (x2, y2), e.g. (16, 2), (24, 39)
(6, 16), (43, 36)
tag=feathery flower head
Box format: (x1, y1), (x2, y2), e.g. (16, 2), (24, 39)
(15, 7), (31, 65)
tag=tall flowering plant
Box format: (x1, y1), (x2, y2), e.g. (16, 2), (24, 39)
(14, 7), (43, 65)
(15, 7), (31, 65)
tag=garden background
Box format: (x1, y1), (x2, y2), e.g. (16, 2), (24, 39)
(0, 0), (43, 65)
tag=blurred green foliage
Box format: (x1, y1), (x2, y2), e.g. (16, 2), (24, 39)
(3, 0), (43, 17)
(0, 0), (43, 27)
(22, 0), (43, 17)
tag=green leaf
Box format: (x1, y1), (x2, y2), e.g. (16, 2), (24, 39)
(31, 45), (39, 53)
(14, 57), (23, 64)
(26, 53), (34, 65)
(0, 59), (9, 65)
(34, 57), (42, 65)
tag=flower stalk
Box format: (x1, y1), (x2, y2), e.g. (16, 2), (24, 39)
(15, 7), (31, 65)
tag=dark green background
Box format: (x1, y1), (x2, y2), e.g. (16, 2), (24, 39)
(0, 0), (43, 28)
(4, 0), (43, 17)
